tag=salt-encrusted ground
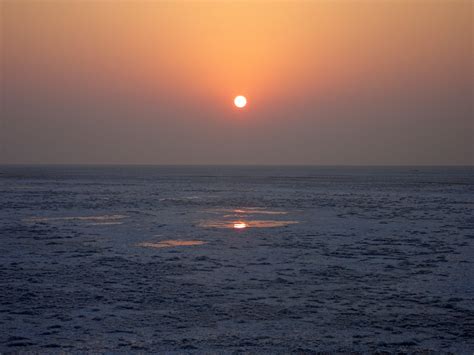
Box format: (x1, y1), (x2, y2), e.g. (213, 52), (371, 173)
(1, 165), (473, 353)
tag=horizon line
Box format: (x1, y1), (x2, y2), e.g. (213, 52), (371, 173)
(1, 163), (473, 168)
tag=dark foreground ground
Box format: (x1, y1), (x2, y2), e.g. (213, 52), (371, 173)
(0, 165), (473, 353)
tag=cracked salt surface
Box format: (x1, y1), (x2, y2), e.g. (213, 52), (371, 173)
(0, 165), (473, 353)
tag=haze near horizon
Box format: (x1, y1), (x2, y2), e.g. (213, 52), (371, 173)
(1, 1), (472, 165)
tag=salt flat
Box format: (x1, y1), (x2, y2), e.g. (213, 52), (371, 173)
(0, 165), (473, 353)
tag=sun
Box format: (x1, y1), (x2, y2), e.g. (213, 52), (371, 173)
(234, 95), (247, 108)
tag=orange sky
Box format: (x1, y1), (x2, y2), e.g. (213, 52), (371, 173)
(1, 1), (472, 164)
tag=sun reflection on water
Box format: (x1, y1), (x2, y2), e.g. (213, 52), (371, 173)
(233, 222), (247, 229)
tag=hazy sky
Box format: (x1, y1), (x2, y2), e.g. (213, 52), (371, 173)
(1, 1), (472, 165)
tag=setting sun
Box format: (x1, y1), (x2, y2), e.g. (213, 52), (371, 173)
(234, 96), (247, 108)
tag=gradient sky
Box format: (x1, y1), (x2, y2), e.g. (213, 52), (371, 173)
(1, 0), (472, 165)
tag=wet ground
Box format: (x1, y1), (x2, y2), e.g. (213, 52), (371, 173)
(1, 165), (473, 353)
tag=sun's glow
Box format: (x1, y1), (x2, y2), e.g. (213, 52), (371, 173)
(233, 222), (247, 229)
(234, 95), (247, 108)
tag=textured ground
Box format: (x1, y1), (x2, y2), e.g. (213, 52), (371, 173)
(0, 165), (473, 353)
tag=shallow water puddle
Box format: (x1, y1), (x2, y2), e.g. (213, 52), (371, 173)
(200, 207), (298, 229)
(208, 207), (288, 216)
(24, 214), (127, 225)
(159, 196), (202, 202)
(199, 220), (298, 229)
(137, 240), (207, 249)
